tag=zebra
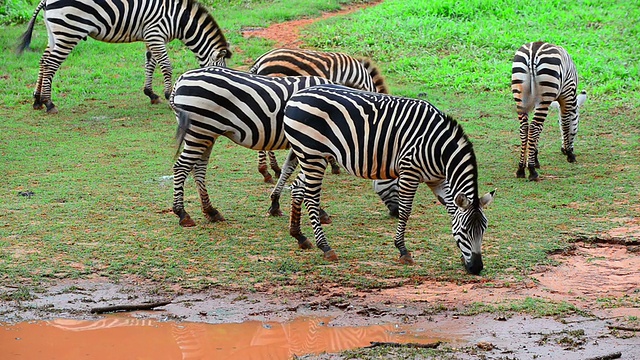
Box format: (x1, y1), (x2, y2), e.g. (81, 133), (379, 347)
(511, 41), (587, 181)
(282, 84), (495, 275)
(250, 48), (399, 217)
(17, 0), (231, 114)
(170, 66), (346, 227)
(249, 48), (389, 182)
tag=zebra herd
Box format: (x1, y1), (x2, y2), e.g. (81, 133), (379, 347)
(18, 0), (588, 275)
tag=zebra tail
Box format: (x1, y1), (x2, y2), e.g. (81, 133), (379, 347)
(16, 0), (46, 55)
(519, 64), (537, 114)
(174, 109), (191, 159)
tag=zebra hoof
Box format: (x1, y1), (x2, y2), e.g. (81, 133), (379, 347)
(267, 206), (283, 217)
(150, 97), (162, 105)
(399, 253), (415, 265)
(319, 209), (332, 224)
(263, 174), (275, 184)
(204, 208), (225, 222)
(566, 152), (576, 163)
(179, 215), (196, 227)
(516, 167), (526, 178)
(298, 239), (314, 250)
(45, 105), (58, 114)
(323, 249), (338, 261)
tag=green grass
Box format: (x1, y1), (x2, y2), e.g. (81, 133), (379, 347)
(1, 0), (639, 306)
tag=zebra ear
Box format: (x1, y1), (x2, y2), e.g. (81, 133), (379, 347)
(577, 91), (587, 108)
(454, 193), (471, 210)
(218, 49), (232, 59)
(480, 189), (496, 208)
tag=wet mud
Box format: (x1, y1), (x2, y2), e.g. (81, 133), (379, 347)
(2, 239), (639, 359)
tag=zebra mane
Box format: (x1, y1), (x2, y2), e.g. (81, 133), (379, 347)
(443, 114), (480, 204)
(360, 58), (389, 94)
(183, 0), (232, 54)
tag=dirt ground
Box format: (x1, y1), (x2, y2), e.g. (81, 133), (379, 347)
(3, 3), (639, 359)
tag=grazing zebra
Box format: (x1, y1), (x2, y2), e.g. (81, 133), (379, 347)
(250, 48), (399, 217)
(249, 48), (388, 182)
(170, 66), (339, 227)
(511, 41), (587, 181)
(282, 84), (495, 275)
(17, 0), (231, 114)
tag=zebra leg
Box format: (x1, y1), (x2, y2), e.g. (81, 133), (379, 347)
(32, 47), (50, 110)
(143, 49), (161, 104)
(39, 47), (72, 114)
(268, 151), (282, 178)
(527, 111), (549, 181)
(373, 179), (399, 217)
(558, 97), (579, 163)
(300, 160), (337, 261)
(516, 113), (529, 178)
(145, 40), (173, 100)
(329, 157), (341, 174)
(193, 145), (225, 223)
(268, 150), (331, 224)
(257, 150), (273, 183)
(172, 154), (197, 227)
(288, 173), (313, 250)
(37, 23), (86, 114)
(268, 150), (298, 217)
(394, 176), (419, 265)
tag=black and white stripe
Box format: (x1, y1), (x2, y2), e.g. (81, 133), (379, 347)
(169, 66), (334, 227)
(251, 48), (399, 217)
(17, 0), (231, 114)
(511, 41), (586, 181)
(282, 84), (495, 275)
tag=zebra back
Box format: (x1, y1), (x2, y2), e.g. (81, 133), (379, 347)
(18, 0), (231, 64)
(250, 48), (388, 94)
(170, 66), (335, 151)
(283, 84), (481, 204)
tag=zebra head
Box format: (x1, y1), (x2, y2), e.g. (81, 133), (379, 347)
(451, 190), (495, 275)
(202, 49), (232, 68)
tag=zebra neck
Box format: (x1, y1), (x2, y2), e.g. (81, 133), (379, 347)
(176, 1), (228, 66)
(440, 127), (480, 210)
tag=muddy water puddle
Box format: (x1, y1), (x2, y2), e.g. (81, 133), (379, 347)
(1, 315), (455, 359)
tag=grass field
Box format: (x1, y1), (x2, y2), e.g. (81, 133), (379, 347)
(1, 0), (638, 302)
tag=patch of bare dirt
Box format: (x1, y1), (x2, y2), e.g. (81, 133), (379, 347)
(1, 238), (639, 358)
(241, 1), (383, 49)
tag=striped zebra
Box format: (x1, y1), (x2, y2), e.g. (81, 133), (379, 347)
(250, 48), (399, 217)
(249, 48), (388, 181)
(17, 0), (231, 114)
(511, 41), (587, 181)
(282, 84), (495, 275)
(170, 66), (339, 227)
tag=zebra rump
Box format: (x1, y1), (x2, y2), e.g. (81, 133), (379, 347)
(17, 0), (231, 114)
(283, 84), (495, 275)
(249, 48), (399, 217)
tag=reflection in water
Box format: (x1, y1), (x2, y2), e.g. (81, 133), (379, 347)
(1, 316), (446, 360)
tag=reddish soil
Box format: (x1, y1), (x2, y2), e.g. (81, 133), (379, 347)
(241, 1), (383, 49)
(3, 4), (639, 359)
